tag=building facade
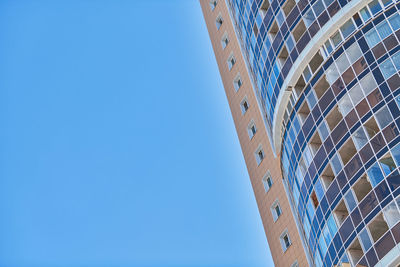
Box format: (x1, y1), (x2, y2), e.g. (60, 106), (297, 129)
(201, 0), (400, 266)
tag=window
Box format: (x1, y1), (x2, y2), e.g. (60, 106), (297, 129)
(240, 97), (249, 114)
(221, 33), (229, 49)
(282, 0), (296, 16)
(247, 120), (257, 139)
(255, 145), (265, 165)
(280, 230), (291, 252)
(271, 200), (282, 222)
(290, 261), (299, 267)
(233, 74), (242, 91)
(216, 15), (223, 30)
(262, 172), (273, 192)
(259, 0), (270, 17)
(210, 0), (217, 10)
(227, 54), (236, 70)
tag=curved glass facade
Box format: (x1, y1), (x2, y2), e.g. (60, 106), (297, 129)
(227, 0), (400, 266)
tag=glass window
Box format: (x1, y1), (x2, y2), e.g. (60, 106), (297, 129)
(383, 201), (400, 227)
(307, 91), (317, 108)
(367, 162), (384, 186)
(380, 59), (396, 79)
(323, 225), (333, 245)
(381, 0), (392, 6)
(319, 236), (328, 256)
(303, 66), (312, 82)
(336, 53), (350, 73)
(255, 146), (265, 165)
(368, 0), (382, 15)
(304, 9), (315, 27)
(286, 35), (295, 51)
(331, 155), (342, 175)
(248, 120), (257, 139)
(389, 13), (400, 31)
(375, 106), (393, 129)
(307, 198), (315, 218)
(391, 143), (400, 166)
(365, 28), (380, 48)
(313, 0), (325, 16)
(280, 231), (292, 251)
(344, 190), (357, 211)
(392, 52), (400, 70)
(315, 179), (325, 200)
(331, 31), (343, 48)
(338, 93), (353, 115)
(359, 229), (372, 251)
(359, 7), (371, 22)
(360, 73), (377, 95)
(318, 121), (330, 140)
(326, 64), (339, 84)
(240, 98), (249, 114)
(379, 153), (396, 176)
(346, 43), (362, 64)
(349, 84), (364, 105)
(340, 19), (356, 39)
(377, 21), (392, 40)
(353, 127), (368, 150)
(272, 200), (282, 221)
(327, 215), (338, 236)
(324, 40), (333, 55)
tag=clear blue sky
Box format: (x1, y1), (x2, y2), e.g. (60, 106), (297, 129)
(0, 1), (273, 266)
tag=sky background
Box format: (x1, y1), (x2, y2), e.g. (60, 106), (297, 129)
(0, 1), (274, 266)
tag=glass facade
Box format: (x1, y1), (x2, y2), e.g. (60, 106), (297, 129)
(226, 0), (400, 266)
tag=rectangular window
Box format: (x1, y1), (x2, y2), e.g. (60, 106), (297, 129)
(210, 0), (217, 10)
(247, 120), (257, 139)
(233, 74), (242, 91)
(227, 54), (236, 70)
(216, 15), (223, 30)
(221, 33), (229, 49)
(280, 231), (292, 252)
(255, 145), (265, 165)
(240, 97), (249, 114)
(263, 172), (273, 192)
(271, 200), (282, 222)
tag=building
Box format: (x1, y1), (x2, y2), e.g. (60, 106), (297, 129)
(200, 0), (400, 266)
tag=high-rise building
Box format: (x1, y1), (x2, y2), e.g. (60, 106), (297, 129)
(200, 0), (400, 266)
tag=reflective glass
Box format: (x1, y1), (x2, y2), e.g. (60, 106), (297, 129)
(338, 94), (353, 115)
(346, 43), (362, 64)
(360, 7), (372, 22)
(377, 21), (392, 40)
(327, 215), (338, 236)
(359, 229), (372, 251)
(304, 9), (315, 27)
(360, 73), (377, 95)
(393, 52), (400, 70)
(368, 0), (382, 15)
(344, 191), (357, 211)
(352, 127), (368, 150)
(326, 64), (340, 84)
(318, 121), (330, 140)
(336, 53), (350, 73)
(315, 179), (325, 200)
(375, 106), (393, 130)
(392, 143), (400, 166)
(380, 59), (396, 79)
(331, 31), (343, 47)
(331, 155), (342, 175)
(349, 84), (364, 105)
(365, 28), (380, 47)
(389, 13), (400, 31)
(383, 201), (400, 227)
(340, 19), (356, 39)
(367, 162), (384, 186)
